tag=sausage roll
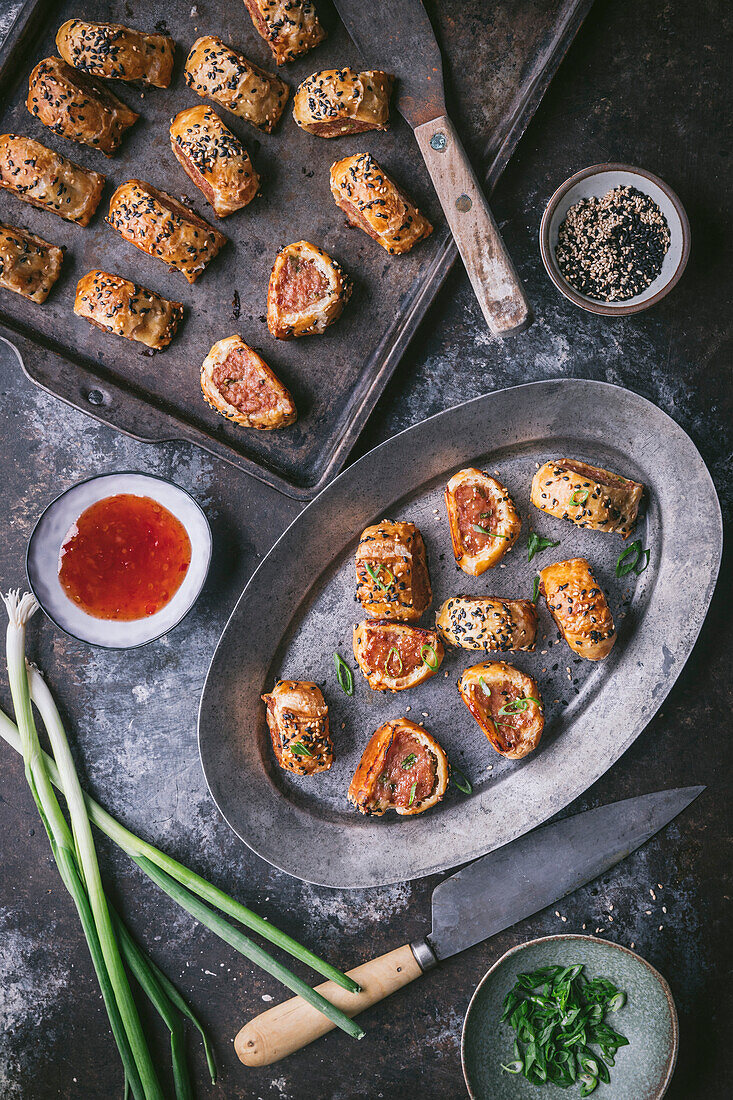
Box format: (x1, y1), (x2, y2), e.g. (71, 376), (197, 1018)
(170, 107), (259, 218)
(293, 69), (393, 137)
(267, 240), (352, 339)
(458, 662), (544, 760)
(436, 596), (537, 653)
(74, 270), (183, 350)
(0, 221), (63, 303)
(531, 458), (643, 538)
(107, 180), (226, 284)
(0, 135), (104, 225)
(330, 153), (433, 256)
(445, 468), (521, 575)
(27, 57), (139, 155)
(242, 0), (326, 65)
(539, 558), (616, 661)
(56, 20), (175, 88)
(353, 621), (444, 692)
(356, 520), (431, 622)
(348, 718), (448, 816)
(184, 36), (289, 134)
(201, 335), (296, 429)
(262, 680), (332, 775)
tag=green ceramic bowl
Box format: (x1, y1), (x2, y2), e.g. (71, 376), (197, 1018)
(462, 935), (678, 1099)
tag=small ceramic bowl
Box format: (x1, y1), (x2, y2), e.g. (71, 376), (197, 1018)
(540, 164), (690, 315)
(462, 935), (678, 1099)
(26, 472), (212, 649)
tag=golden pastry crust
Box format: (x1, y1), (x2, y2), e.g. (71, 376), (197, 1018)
(330, 152), (433, 255)
(27, 57), (138, 155)
(348, 718), (448, 816)
(445, 468), (521, 575)
(262, 680), (332, 775)
(56, 19), (175, 88)
(74, 270), (183, 349)
(200, 335), (297, 430)
(267, 240), (352, 339)
(531, 458), (643, 538)
(352, 621), (444, 692)
(458, 661), (544, 760)
(0, 221), (63, 303)
(293, 69), (393, 137)
(0, 134), (104, 226)
(170, 106), (259, 218)
(539, 558), (616, 661)
(355, 520), (432, 622)
(436, 596), (537, 652)
(242, 0), (326, 64)
(184, 36), (289, 133)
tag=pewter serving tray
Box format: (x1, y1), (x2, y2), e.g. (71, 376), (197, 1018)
(198, 380), (722, 887)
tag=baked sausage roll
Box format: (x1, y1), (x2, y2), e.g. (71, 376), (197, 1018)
(355, 520), (431, 622)
(200, 335), (296, 430)
(539, 558), (616, 661)
(170, 107), (259, 218)
(242, 0), (326, 65)
(330, 153), (433, 255)
(348, 718), (448, 816)
(436, 596), (537, 653)
(267, 241), (352, 339)
(262, 681), (332, 775)
(293, 69), (393, 137)
(56, 20), (175, 88)
(107, 180), (226, 284)
(0, 221), (63, 303)
(184, 36), (289, 134)
(0, 135), (104, 226)
(352, 621), (444, 692)
(458, 662), (544, 760)
(531, 459), (643, 539)
(27, 57), (138, 155)
(445, 468), (521, 575)
(74, 271), (183, 350)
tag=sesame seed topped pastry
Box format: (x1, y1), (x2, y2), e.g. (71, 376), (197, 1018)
(170, 106), (259, 218)
(330, 153), (433, 255)
(200, 335), (297, 430)
(436, 597), (537, 653)
(348, 718), (448, 816)
(74, 271), (183, 350)
(0, 135), (105, 226)
(293, 69), (393, 137)
(458, 662), (544, 760)
(242, 0), (326, 65)
(0, 221), (63, 304)
(267, 240), (352, 339)
(184, 36), (289, 134)
(539, 558), (616, 662)
(27, 57), (139, 155)
(352, 621), (444, 692)
(262, 680), (332, 775)
(531, 459), (644, 538)
(56, 20), (175, 88)
(355, 520), (432, 622)
(445, 468), (521, 575)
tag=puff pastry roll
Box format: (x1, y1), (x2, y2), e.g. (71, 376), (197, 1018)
(267, 240), (352, 339)
(262, 680), (332, 775)
(445, 468), (521, 575)
(200, 335), (296, 430)
(0, 221), (63, 303)
(330, 153), (433, 255)
(56, 20), (175, 88)
(436, 596), (537, 653)
(74, 270), (183, 349)
(348, 718), (448, 817)
(184, 36), (289, 134)
(242, 0), (326, 65)
(458, 662), (544, 760)
(27, 57), (138, 155)
(531, 458), (643, 538)
(352, 621), (443, 692)
(539, 558), (616, 661)
(356, 520), (431, 622)
(293, 69), (393, 137)
(0, 135), (104, 226)
(170, 107), (259, 218)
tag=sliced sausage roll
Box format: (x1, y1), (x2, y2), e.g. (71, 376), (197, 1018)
(27, 57), (138, 155)
(353, 621), (444, 692)
(74, 271), (183, 350)
(262, 681), (332, 775)
(355, 520), (431, 622)
(330, 153), (433, 255)
(531, 459), (643, 538)
(200, 335), (296, 430)
(170, 107), (259, 218)
(242, 0), (326, 65)
(348, 718), (448, 816)
(293, 69), (393, 137)
(458, 662), (543, 760)
(0, 221), (63, 303)
(0, 135), (104, 225)
(184, 36), (289, 134)
(267, 241), (352, 339)
(539, 558), (616, 661)
(56, 20), (175, 88)
(107, 180), (226, 284)
(436, 596), (537, 653)
(445, 468), (521, 575)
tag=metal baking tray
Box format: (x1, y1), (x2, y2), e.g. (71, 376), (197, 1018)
(0, 0), (593, 498)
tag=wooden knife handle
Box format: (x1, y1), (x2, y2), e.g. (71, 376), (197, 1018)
(234, 944), (422, 1067)
(415, 113), (531, 337)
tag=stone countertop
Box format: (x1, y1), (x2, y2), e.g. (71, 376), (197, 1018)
(0, 0), (731, 1097)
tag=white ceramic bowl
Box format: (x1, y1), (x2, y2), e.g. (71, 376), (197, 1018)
(26, 472), (212, 648)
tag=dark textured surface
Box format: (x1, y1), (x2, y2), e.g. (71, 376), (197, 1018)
(0, 0), (731, 1097)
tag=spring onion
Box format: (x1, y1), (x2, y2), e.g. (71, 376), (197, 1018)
(615, 540), (650, 578)
(420, 644), (438, 670)
(401, 753), (417, 769)
(532, 575), (541, 603)
(385, 646), (403, 674)
(472, 524), (510, 539)
(497, 696), (541, 716)
(290, 741), (313, 757)
(527, 532), (560, 563)
(570, 488), (590, 505)
(364, 562), (393, 591)
(334, 652), (354, 696)
(450, 766), (472, 795)
(408, 782), (417, 806)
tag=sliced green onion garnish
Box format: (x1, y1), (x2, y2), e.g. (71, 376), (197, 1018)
(497, 695), (542, 716)
(635, 549), (650, 574)
(608, 992), (626, 1012)
(420, 644), (438, 670)
(408, 781), (417, 806)
(616, 540), (650, 578)
(472, 523), (509, 539)
(385, 646), (403, 674)
(451, 766), (472, 795)
(478, 675), (491, 697)
(334, 652), (354, 696)
(532, 575), (540, 603)
(501, 1061), (523, 1075)
(570, 488), (590, 505)
(290, 742), (313, 757)
(579, 1073), (598, 1096)
(527, 532), (560, 562)
(401, 753), (416, 770)
(364, 562), (393, 591)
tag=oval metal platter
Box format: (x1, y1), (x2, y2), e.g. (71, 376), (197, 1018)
(198, 380), (722, 888)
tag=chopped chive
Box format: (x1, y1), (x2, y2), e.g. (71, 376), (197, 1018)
(527, 532), (560, 563)
(420, 644), (438, 670)
(290, 742), (313, 758)
(385, 646), (402, 674)
(334, 653), (354, 696)
(472, 523), (510, 539)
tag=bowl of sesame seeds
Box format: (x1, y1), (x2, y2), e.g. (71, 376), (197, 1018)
(540, 164), (690, 315)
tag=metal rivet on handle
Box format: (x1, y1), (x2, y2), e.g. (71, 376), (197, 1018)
(429, 131), (447, 151)
(87, 389), (105, 405)
(455, 194), (472, 212)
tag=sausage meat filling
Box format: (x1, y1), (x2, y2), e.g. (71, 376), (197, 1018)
(469, 677), (538, 755)
(377, 728), (437, 808)
(212, 347), (280, 414)
(453, 482), (498, 554)
(276, 256), (328, 313)
(363, 628), (425, 678)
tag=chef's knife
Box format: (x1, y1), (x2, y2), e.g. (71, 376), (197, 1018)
(235, 787), (702, 1065)
(331, 0), (531, 337)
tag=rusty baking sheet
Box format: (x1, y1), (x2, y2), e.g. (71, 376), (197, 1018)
(0, 0), (594, 499)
